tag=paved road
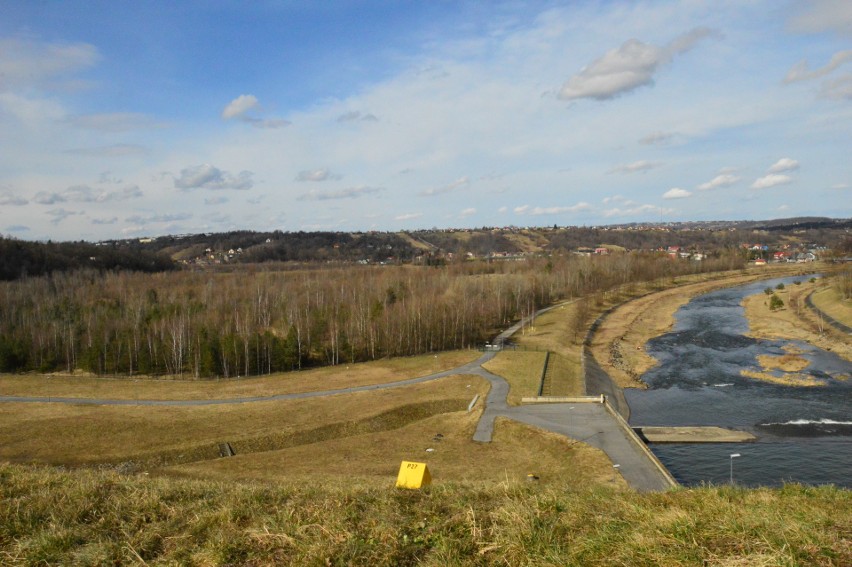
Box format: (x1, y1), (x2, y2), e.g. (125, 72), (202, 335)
(0, 300), (674, 491)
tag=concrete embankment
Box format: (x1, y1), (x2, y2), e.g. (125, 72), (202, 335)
(634, 426), (756, 443)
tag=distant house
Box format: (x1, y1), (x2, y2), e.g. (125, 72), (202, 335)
(594, 247), (609, 255)
(754, 258), (767, 266)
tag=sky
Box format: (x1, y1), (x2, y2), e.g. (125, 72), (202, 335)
(0, 0), (850, 242)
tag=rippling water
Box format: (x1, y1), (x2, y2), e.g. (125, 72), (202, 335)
(625, 276), (852, 488)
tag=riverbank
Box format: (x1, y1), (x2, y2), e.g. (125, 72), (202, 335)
(741, 278), (852, 364)
(587, 266), (818, 389)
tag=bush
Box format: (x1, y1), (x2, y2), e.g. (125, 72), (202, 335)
(769, 294), (784, 311)
(776, 283), (785, 290)
(764, 287), (773, 295)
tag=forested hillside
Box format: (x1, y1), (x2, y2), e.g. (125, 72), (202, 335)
(0, 253), (745, 377)
(0, 238), (175, 281)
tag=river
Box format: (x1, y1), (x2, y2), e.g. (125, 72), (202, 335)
(624, 275), (852, 488)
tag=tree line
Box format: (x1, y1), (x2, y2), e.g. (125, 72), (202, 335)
(0, 252), (745, 378)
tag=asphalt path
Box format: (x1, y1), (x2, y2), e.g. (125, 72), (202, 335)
(0, 300), (674, 491)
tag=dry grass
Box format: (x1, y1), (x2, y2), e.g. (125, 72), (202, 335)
(811, 284), (852, 327)
(0, 350), (479, 400)
(512, 302), (585, 395)
(0, 375), (488, 468)
(741, 282), (852, 363)
(2, 463), (848, 566)
(756, 353), (810, 372)
(481, 351), (547, 405)
(167, 416), (626, 490)
(740, 369), (826, 387)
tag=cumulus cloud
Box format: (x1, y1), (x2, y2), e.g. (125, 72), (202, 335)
(751, 174), (792, 189)
(608, 160), (661, 174)
(663, 187), (691, 199)
(459, 207), (476, 218)
(221, 94), (290, 129)
(0, 192), (28, 206)
(174, 164), (254, 191)
(222, 94), (259, 119)
(558, 28), (716, 101)
(420, 176), (471, 196)
(295, 168), (340, 182)
(697, 174), (740, 191)
(0, 37), (99, 92)
(768, 158), (799, 173)
(45, 208), (80, 224)
(298, 186), (384, 201)
(395, 212), (422, 221)
(337, 110), (379, 123)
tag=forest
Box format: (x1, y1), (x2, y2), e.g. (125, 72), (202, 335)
(0, 251), (746, 378)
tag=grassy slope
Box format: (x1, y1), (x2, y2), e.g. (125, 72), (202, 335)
(0, 350), (479, 400)
(2, 463), (849, 566)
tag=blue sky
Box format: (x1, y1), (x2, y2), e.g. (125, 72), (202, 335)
(1, 0), (850, 241)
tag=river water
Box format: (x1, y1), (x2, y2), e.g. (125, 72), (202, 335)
(624, 276), (852, 488)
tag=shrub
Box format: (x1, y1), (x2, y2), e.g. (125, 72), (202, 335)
(769, 294), (784, 311)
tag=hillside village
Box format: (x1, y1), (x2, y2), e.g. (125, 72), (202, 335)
(112, 217), (846, 267)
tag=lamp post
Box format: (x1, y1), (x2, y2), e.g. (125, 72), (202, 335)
(729, 453), (741, 485)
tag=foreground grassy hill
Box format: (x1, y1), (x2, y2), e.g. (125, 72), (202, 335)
(1, 463), (849, 565)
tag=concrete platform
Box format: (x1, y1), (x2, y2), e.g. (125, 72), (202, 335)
(633, 426), (756, 443)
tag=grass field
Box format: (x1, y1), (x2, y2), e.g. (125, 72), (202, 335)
(0, 350), (479, 400)
(741, 280), (852, 364)
(481, 351), (547, 404)
(2, 463), (848, 565)
(811, 283), (852, 327)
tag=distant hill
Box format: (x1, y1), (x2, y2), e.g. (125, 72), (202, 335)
(3, 217), (848, 280)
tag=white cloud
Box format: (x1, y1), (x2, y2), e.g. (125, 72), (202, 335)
(174, 164), (254, 191)
(65, 144), (148, 157)
(525, 203), (592, 215)
(45, 208), (81, 224)
(298, 186), (384, 201)
(204, 196), (229, 205)
(0, 192), (28, 206)
(222, 94), (290, 128)
(558, 28), (715, 101)
(697, 174), (740, 191)
(820, 74), (852, 99)
(609, 160), (661, 174)
(789, 0), (852, 36)
(395, 212), (422, 221)
(126, 212), (193, 225)
(784, 50), (852, 83)
(497, 206), (508, 213)
(295, 168), (339, 182)
(459, 207), (476, 218)
(420, 176), (471, 196)
(32, 185), (142, 204)
(337, 111), (379, 123)
(0, 37), (99, 92)
(831, 183), (849, 190)
(663, 187), (691, 199)
(638, 131), (674, 145)
(751, 174), (792, 189)
(222, 94), (259, 119)
(768, 158), (799, 174)
(65, 112), (161, 132)
(513, 205), (529, 214)
(602, 204), (661, 217)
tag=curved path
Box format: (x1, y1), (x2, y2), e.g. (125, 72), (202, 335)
(0, 301), (673, 491)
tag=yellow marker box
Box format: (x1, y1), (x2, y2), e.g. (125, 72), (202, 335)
(395, 461), (431, 489)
